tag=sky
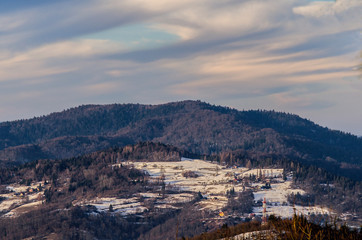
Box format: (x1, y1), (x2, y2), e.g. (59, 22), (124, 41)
(0, 0), (361, 134)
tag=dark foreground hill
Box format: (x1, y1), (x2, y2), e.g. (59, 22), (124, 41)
(189, 215), (362, 240)
(0, 100), (361, 180)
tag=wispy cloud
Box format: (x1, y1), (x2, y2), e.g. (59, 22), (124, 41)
(0, 0), (361, 134)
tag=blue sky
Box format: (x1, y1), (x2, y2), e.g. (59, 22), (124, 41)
(83, 24), (180, 49)
(0, 0), (361, 134)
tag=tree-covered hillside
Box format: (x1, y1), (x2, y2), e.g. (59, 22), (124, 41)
(0, 142), (360, 239)
(0, 100), (361, 180)
(0, 143), (198, 239)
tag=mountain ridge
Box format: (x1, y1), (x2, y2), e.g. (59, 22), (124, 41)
(0, 100), (361, 180)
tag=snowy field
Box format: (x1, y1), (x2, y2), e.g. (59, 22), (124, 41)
(127, 158), (333, 218)
(0, 182), (45, 218)
(128, 159), (250, 211)
(253, 180), (304, 204)
(4, 201), (43, 217)
(0, 158), (334, 220)
(78, 197), (148, 215)
(77, 193), (196, 216)
(220, 230), (272, 240)
(251, 177), (334, 218)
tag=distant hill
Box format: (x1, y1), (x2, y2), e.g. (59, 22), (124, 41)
(0, 100), (361, 180)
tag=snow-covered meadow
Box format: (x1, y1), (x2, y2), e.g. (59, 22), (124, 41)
(126, 158), (333, 218)
(0, 158), (334, 220)
(0, 182), (44, 218)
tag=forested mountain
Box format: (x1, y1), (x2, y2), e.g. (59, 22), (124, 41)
(0, 100), (361, 180)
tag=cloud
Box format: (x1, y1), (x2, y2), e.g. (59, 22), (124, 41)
(0, 39), (124, 83)
(0, 0), (361, 134)
(294, 0), (361, 18)
(0, 0), (156, 50)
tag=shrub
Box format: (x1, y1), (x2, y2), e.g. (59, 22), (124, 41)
(182, 171), (199, 178)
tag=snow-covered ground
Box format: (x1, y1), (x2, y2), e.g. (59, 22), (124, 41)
(130, 159), (248, 194)
(239, 169), (283, 178)
(79, 197), (148, 215)
(220, 230), (272, 240)
(4, 201), (43, 217)
(251, 177), (334, 218)
(77, 192), (196, 216)
(128, 159), (333, 218)
(0, 197), (23, 212)
(253, 205), (333, 219)
(128, 159), (247, 210)
(0, 182), (45, 217)
(0, 158), (334, 221)
(253, 180), (304, 204)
